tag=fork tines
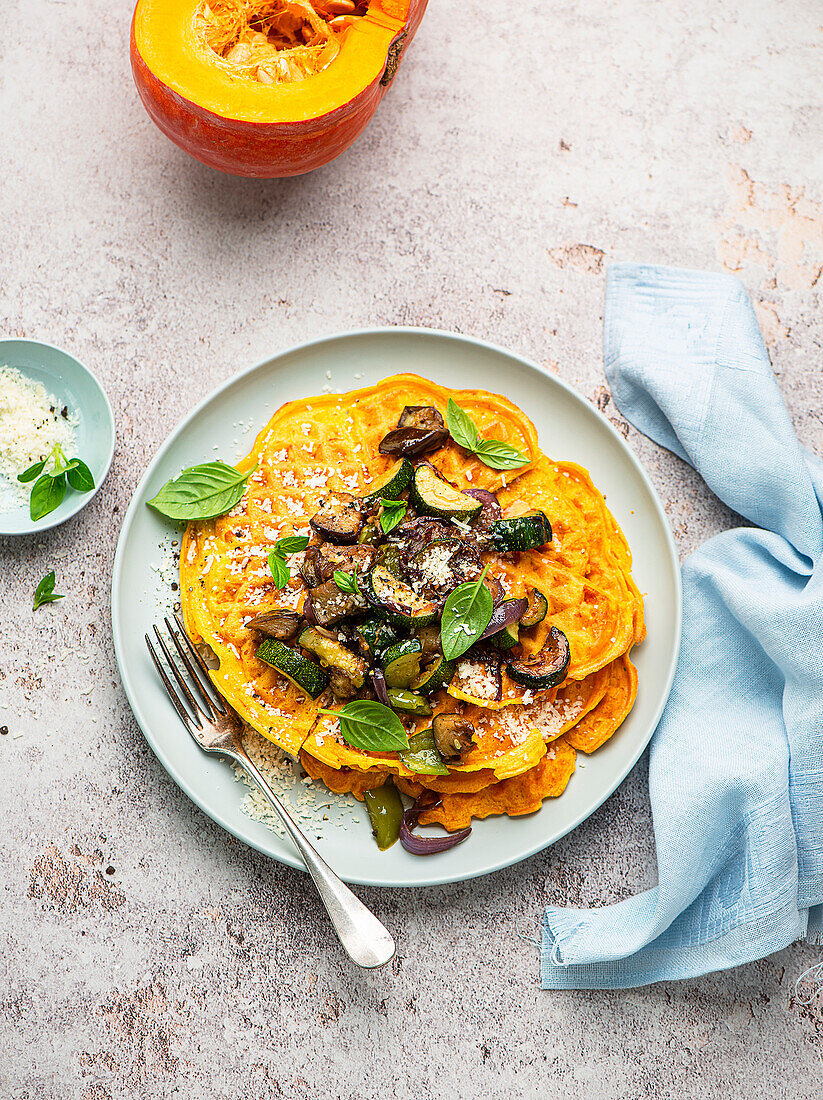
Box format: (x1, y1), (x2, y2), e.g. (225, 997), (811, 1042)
(145, 613), (227, 730)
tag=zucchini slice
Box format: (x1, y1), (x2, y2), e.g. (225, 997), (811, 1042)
(410, 654), (456, 695)
(506, 626), (570, 689)
(488, 510), (553, 552)
(298, 627), (367, 691)
(355, 617), (401, 659)
(362, 457), (414, 502)
(520, 586), (548, 628)
(490, 619), (519, 651)
(386, 688), (433, 717)
(409, 465), (482, 523)
(256, 638), (329, 699)
(362, 565), (439, 628)
(381, 638), (423, 689)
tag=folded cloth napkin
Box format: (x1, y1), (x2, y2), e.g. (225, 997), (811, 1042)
(541, 263), (823, 989)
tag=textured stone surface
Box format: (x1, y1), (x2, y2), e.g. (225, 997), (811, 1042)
(1, 1), (822, 1096)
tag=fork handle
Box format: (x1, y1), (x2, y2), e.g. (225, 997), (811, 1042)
(237, 753), (396, 969)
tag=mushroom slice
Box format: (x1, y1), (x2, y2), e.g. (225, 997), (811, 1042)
(431, 713), (474, 760)
(246, 608), (301, 641)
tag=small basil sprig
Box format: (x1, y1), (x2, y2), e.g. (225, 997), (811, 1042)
(440, 565), (494, 661)
(147, 461), (257, 521)
(446, 399), (529, 471)
(379, 497), (407, 535)
(319, 700), (408, 753)
(333, 568), (360, 595)
(268, 534), (310, 589)
(19, 443), (95, 522)
(33, 570), (65, 611)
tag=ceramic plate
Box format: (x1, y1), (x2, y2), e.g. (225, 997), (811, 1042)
(111, 329), (681, 887)
(0, 339), (115, 535)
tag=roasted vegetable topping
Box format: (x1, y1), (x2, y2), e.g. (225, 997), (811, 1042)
(309, 492), (365, 544)
(381, 638), (423, 689)
(398, 405), (445, 432)
(256, 638), (328, 699)
(409, 464), (483, 522)
(363, 565), (439, 628)
(307, 578), (364, 626)
(379, 408), (448, 459)
(298, 626), (367, 700)
(362, 457), (414, 501)
(431, 713), (474, 760)
(506, 626), (571, 689)
(406, 538), (482, 598)
(488, 510), (552, 552)
(246, 608), (301, 640)
(520, 586), (549, 629)
(364, 784), (404, 851)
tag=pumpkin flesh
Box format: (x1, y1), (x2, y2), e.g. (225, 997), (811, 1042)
(130, 0), (427, 176)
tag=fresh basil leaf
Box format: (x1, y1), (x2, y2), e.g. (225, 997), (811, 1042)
(18, 459), (47, 483)
(274, 535), (310, 555)
(473, 439), (529, 471)
(440, 566), (493, 661)
(30, 473), (66, 521)
(147, 462), (257, 521)
(319, 701), (408, 753)
(446, 398), (480, 453)
(379, 497), (407, 535)
(268, 551), (290, 589)
(33, 570), (65, 611)
(66, 459), (95, 492)
(333, 569), (359, 595)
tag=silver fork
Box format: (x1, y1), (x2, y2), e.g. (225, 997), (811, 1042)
(145, 613), (396, 969)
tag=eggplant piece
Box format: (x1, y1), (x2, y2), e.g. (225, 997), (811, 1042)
(311, 543), (376, 584)
(378, 428), (449, 458)
(246, 608), (301, 641)
(431, 713), (474, 760)
(398, 406), (445, 432)
(387, 516), (455, 559)
(309, 493), (365, 545)
(506, 626), (571, 689)
(300, 545), (322, 588)
(406, 538), (483, 598)
(307, 579), (364, 627)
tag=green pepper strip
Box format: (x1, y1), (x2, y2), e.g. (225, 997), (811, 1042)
(364, 783), (404, 851)
(400, 728), (450, 776)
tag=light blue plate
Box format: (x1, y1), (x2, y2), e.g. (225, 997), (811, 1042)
(111, 329), (682, 888)
(0, 339), (115, 535)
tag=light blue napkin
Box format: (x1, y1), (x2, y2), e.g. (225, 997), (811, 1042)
(541, 263), (823, 989)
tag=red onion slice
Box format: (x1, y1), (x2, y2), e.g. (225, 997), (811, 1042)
(302, 590), (317, 625)
(463, 487), (502, 525)
(478, 597), (527, 642)
(370, 669), (391, 707)
(399, 792), (472, 855)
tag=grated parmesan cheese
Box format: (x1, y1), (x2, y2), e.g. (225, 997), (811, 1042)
(0, 365), (79, 511)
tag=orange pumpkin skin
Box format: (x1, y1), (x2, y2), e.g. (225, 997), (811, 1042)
(130, 1), (428, 178)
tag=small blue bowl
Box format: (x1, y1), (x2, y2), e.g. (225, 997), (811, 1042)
(0, 339), (115, 535)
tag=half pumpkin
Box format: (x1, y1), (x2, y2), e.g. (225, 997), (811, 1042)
(130, 0), (428, 177)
